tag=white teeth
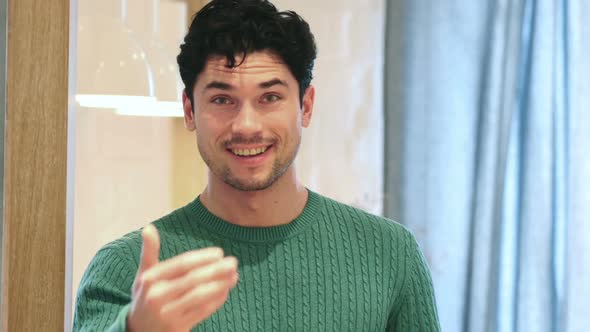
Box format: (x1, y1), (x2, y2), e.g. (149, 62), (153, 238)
(232, 146), (268, 156)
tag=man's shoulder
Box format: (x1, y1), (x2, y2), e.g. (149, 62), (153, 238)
(315, 191), (412, 239)
(98, 208), (182, 260)
(101, 229), (142, 254)
(90, 230), (143, 271)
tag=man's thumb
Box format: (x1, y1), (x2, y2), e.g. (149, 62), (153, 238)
(139, 224), (160, 273)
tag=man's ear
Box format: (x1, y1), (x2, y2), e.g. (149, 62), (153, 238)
(301, 85), (315, 128)
(183, 90), (196, 131)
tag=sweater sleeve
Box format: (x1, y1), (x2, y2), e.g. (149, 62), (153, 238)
(387, 232), (441, 332)
(73, 245), (137, 332)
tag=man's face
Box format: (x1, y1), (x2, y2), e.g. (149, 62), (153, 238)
(183, 50), (315, 191)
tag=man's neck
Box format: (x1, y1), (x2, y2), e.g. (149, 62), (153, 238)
(199, 167), (309, 227)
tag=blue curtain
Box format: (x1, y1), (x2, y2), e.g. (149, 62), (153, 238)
(383, 0), (589, 331)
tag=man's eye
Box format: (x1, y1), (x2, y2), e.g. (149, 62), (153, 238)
(262, 94), (281, 103)
(212, 96), (232, 105)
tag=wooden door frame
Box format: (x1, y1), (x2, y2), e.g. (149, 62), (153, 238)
(1, 0), (70, 330)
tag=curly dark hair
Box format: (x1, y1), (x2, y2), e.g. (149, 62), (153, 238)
(177, 0), (317, 108)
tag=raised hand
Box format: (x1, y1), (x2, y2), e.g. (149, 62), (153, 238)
(127, 224), (239, 332)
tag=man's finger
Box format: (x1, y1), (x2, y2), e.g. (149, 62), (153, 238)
(161, 276), (238, 319)
(138, 224), (160, 275)
(179, 291), (231, 329)
(141, 247), (224, 282)
(146, 256), (238, 305)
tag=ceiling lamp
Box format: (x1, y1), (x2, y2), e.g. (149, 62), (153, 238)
(115, 0), (184, 117)
(76, 0), (156, 112)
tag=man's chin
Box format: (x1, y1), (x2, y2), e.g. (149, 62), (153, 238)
(226, 178), (275, 192)
(221, 169), (281, 191)
(219, 161), (291, 192)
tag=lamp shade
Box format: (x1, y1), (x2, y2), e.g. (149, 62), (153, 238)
(119, 0), (184, 117)
(76, 0), (155, 109)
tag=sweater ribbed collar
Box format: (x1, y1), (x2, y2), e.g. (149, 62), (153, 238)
(185, 189), (322, 243)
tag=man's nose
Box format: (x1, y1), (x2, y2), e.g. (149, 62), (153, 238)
(231, 102), (263, 135)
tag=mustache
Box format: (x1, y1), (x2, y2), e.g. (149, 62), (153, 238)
(223, 134), (276, 147)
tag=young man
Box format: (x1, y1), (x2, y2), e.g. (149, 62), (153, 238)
(73, 0), (441, 331)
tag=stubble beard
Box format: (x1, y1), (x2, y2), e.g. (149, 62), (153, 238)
(199, 139), (300, 192)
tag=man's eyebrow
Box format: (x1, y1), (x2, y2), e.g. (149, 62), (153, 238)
(259, 78), (288, 89)
(203, 81), (234, 91)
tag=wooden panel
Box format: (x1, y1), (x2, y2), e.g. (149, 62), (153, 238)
(1, 0), (69, 330)
(186, 0), (209, 23)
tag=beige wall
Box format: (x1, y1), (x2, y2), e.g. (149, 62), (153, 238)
(69, 0), (385, 323)
(276, 0), (386, 213)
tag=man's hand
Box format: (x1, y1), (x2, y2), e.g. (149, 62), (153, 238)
(127, 224), (239, 332)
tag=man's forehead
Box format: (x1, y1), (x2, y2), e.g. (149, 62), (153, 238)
(195, 52), (295, 90)
(204, 52), (287, 74)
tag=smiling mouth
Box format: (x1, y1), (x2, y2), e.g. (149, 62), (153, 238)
(229, 145), (272, 157)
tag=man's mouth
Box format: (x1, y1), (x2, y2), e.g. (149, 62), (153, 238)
(229, 145), (271, 157)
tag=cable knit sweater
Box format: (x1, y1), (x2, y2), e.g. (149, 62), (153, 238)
(73, 190), (440, 331)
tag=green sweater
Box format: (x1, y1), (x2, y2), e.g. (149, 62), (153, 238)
(73, 190), (440, 331)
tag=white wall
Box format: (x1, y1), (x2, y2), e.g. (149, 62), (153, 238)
(275, 0), (386, 214)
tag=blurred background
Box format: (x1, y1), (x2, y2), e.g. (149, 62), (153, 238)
(67, 0), (589, 331)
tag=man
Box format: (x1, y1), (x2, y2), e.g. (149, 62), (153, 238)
(73, 0), (441, 331)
